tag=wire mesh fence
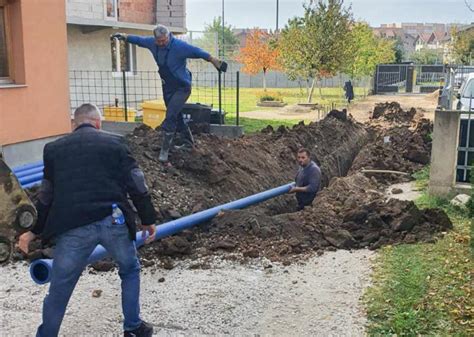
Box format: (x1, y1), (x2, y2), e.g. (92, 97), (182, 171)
(69, 68), (240, 124)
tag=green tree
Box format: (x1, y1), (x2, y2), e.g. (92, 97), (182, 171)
(194, 17), (239, 59)
(345, 22), (395, 80)
(411, 49), (443, 64)
(278, 18), (310, 79)
(393, 38), (404, 63)
(278, 0), (353, 103)
(452, 27), (474, 65)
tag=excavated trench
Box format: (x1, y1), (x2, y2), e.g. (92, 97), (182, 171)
(133, 106), (451, 265)
(19, 103), (453, 267)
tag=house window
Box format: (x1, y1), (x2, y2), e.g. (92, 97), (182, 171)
(0, 5), (12, 84)
(105, 0), (118, 21)
(111, 39), (137, 74)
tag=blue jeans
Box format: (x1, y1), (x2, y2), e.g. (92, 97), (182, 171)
(36, 216), (142, 337)
(161, 86), (192, 133)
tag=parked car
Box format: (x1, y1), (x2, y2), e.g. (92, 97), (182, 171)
(456, 73), (474, 112)
(454, 67), (474, 88)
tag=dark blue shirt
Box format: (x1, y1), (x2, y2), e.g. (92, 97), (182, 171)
(295, 161), (321, 208)
(126, 34), (211, 87)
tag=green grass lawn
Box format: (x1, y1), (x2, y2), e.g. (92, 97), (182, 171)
(189, 86), (368, 133)
(226, 116), (301, 134)
(364, 167), (473, 336)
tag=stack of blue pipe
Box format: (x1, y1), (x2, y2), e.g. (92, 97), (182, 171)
(12, 161), (44, 189)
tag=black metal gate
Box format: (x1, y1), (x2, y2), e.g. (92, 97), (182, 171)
(374, 64), (444, 94)
(457, 110), (474, 183)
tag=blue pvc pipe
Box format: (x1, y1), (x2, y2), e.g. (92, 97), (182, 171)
(15, 166), (44, 178)
(23, 180), (43, 189)
(30, 182), (294, 284)
(18, 172), (44, 185)
(12, 161), (44, 173)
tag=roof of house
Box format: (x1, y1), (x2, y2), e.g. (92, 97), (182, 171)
(418, 32), (434, 43)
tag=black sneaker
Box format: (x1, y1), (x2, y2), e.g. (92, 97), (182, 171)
(124, 321), (153, 337)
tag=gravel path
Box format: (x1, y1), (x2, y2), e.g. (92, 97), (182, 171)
(0, 250), (374, 336)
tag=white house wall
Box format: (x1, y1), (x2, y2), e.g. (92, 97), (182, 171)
(67, 25), (158, 71)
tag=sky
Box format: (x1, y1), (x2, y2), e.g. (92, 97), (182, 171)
(186, 0), (474, 32)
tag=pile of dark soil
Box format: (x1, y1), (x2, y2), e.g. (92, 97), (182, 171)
(370, 102), (420, 124)
(349, 118), (433, 184)
(127, 112), (368, 222)
(148, 173), (451, 263)
(20, 104), (451, 266)
(134, 106), (448, 263)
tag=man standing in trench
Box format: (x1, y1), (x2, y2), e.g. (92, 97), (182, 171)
(289, 148), (321, 210)
(18, 104), (157, 337)
(112, 25), (227, 165)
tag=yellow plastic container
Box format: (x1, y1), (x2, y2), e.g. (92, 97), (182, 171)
(103, 107), (136, 122)
(141, 100), (166, 128)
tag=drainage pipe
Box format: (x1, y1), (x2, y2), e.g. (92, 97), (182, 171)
(30, 182), (294, 284)
(12, 161), (44, 173)
(15, 166), (44, 178)
(18, 172), (44, 185)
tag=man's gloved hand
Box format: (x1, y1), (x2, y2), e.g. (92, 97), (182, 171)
(111, 32), (127, 41)
(209, 56), (228, 73)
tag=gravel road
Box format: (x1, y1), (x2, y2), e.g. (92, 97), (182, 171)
(0, 249), (374, 336)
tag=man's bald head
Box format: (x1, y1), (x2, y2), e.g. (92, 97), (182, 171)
(73, 104), (102, 129)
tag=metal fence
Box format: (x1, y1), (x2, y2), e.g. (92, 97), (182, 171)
(435, 64), (474, 183)
(374, 64), (445, 94)
(69, 68), (240, 124)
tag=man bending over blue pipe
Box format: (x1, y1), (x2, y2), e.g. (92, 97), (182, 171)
(17, 104), (158, 337)
(289, 148), (321, 210)
(112, 25), (227, 165)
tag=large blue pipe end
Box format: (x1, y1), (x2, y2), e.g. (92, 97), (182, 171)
(30, 259), (53, 285)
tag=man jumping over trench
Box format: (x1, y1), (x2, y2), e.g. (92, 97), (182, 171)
(289, 148), (321, 210)
(112, 25), (227, 165)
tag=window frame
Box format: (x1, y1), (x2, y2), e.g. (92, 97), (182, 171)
(0, 0), (13, 85)
(104, 0), (118, 22)
(111, 39), (137, 76)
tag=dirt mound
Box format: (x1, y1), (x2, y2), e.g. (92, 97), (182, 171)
(128, 115), (368, 222)
(370, 102), (420, 124)
(20, 104), (449, 266)
(146, 173), (451, 262)
(349, 118), (433, 184)
(136, 107), (445, 263)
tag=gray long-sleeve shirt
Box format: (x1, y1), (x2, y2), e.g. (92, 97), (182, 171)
(295, 161), (321, 208)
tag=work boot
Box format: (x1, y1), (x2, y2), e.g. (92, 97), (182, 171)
(159, 132), (175, 163)
(124, 321), (153, 337)
(179, 126), (195, 150)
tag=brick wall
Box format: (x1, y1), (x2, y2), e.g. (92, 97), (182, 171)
(119, 0), (155, 25)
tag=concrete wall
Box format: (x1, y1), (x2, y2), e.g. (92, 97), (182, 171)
(67, 25), (158, 71)
(429, 110), (461, 197)
(67, 26), (163, 111)
(67, 0), (104, 20)
(0, 0), (71, 146)
(2, 135), (63, 167)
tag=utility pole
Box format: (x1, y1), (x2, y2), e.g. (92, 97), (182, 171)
(276, 0), (279, 32)
(222, 0), (225, 59)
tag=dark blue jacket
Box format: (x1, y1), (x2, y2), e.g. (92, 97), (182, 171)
(127, 34), (210, 87)
(31, 124), (157, 241)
